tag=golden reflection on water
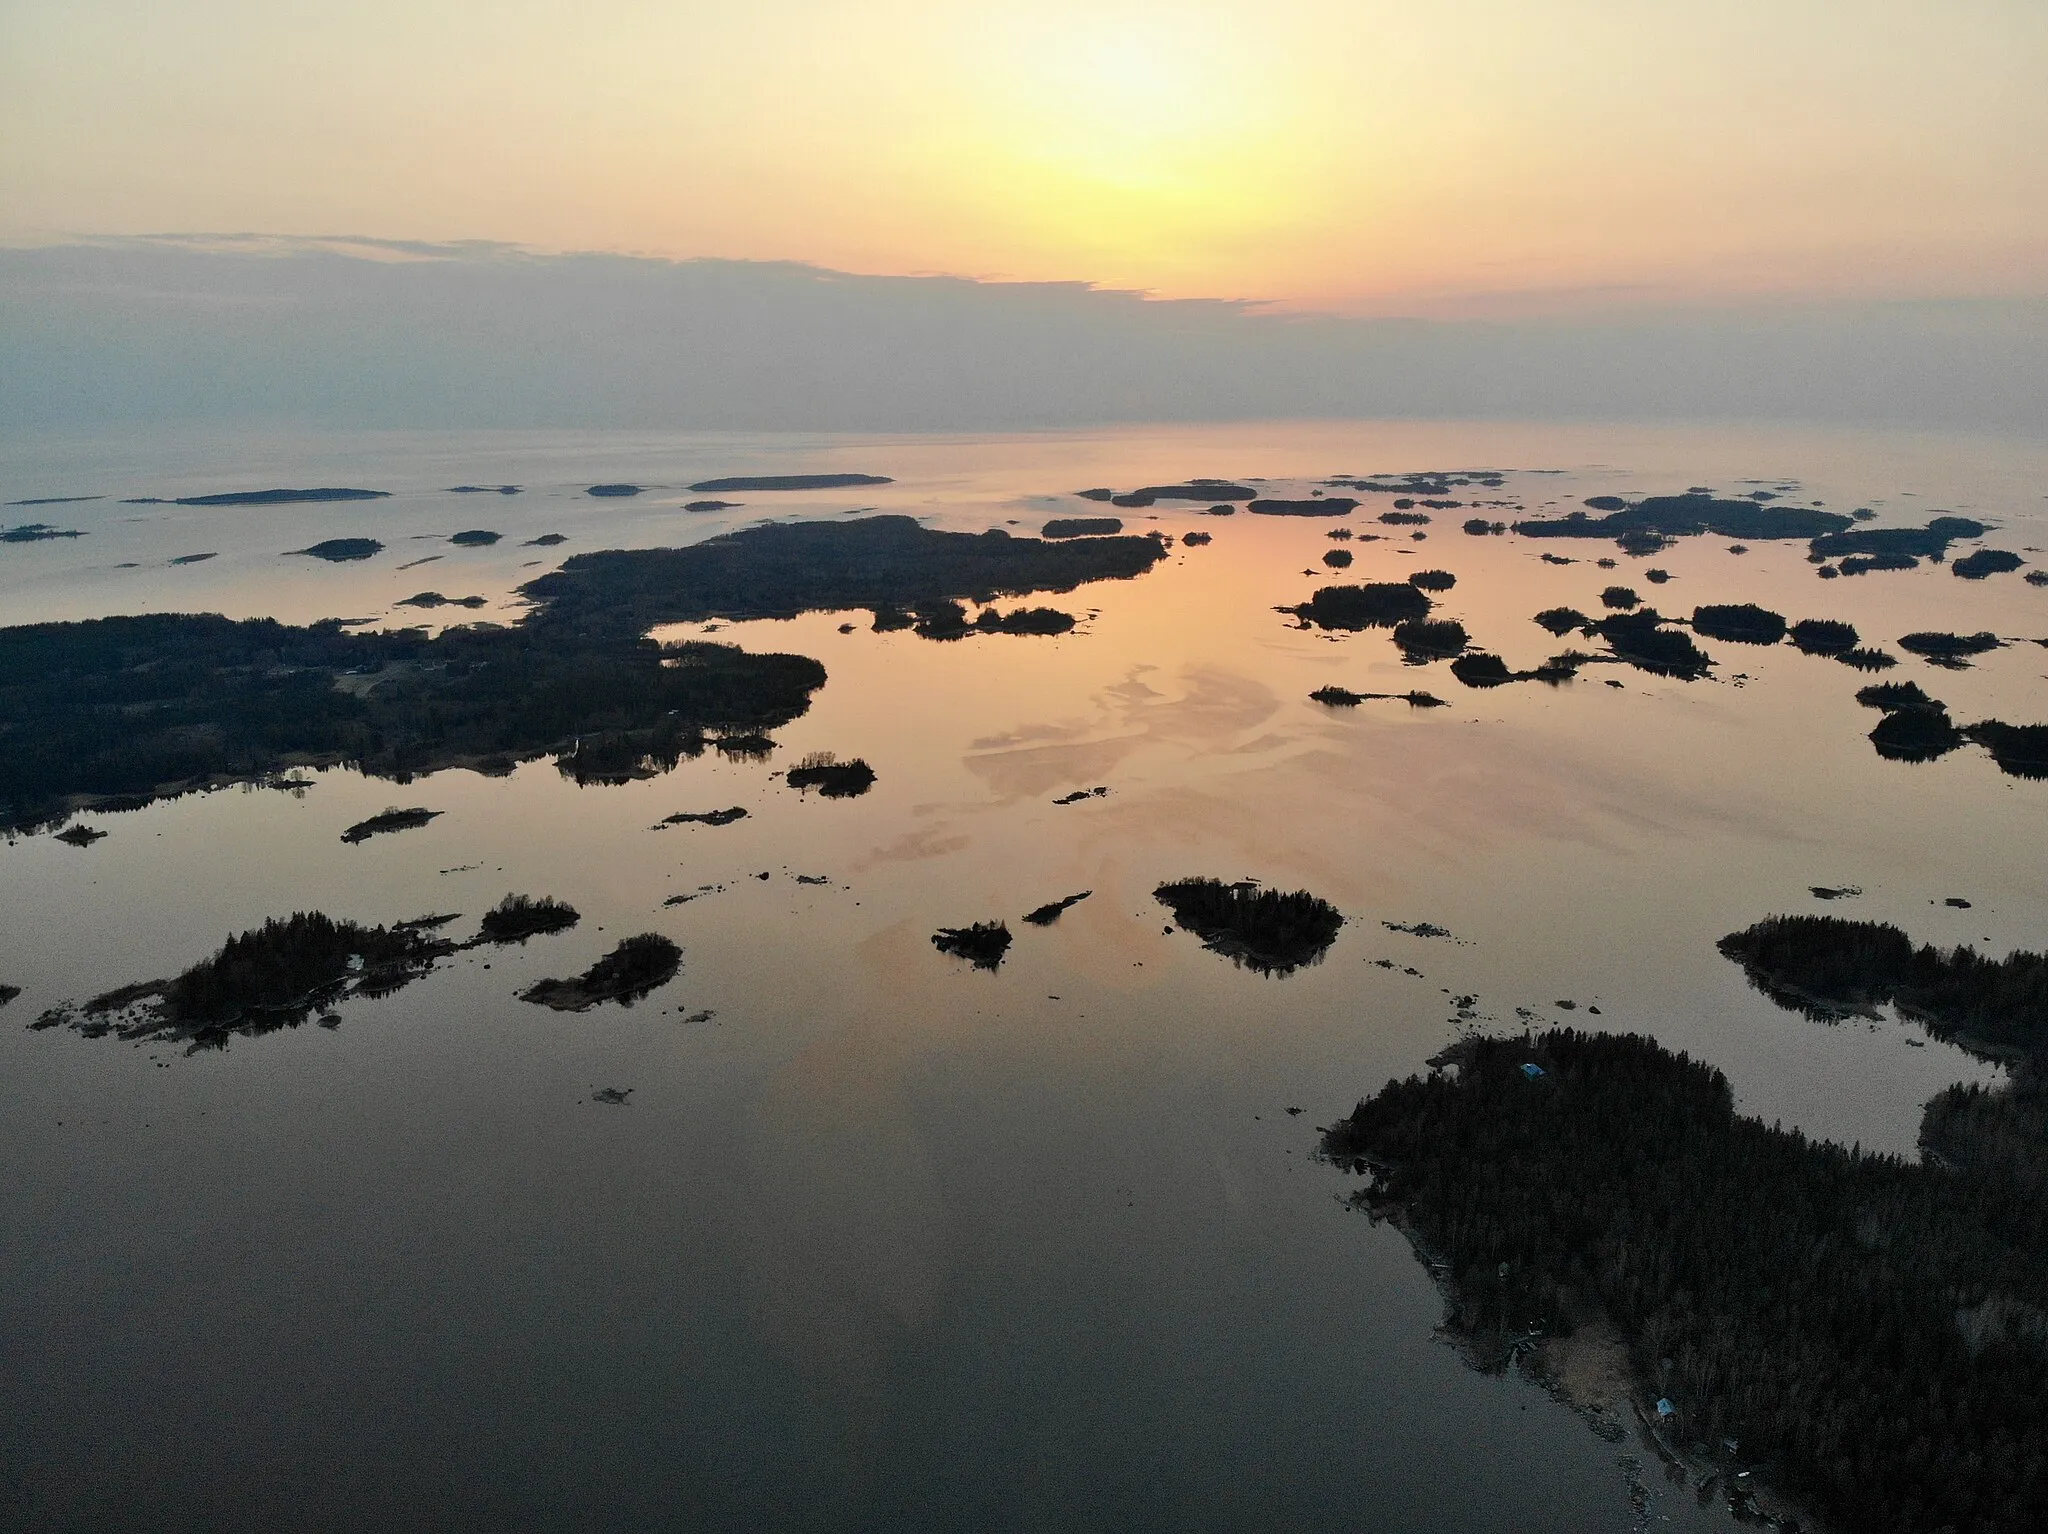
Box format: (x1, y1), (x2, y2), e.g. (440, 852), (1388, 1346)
(4, 421), (2047, 1530)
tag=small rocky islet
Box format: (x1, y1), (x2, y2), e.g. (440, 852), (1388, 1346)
(521, 934), (681, 1010)
(1154, 878), (1343, 976)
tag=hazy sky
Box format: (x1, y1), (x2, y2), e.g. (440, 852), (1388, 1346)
(4, 1), (2045, 314)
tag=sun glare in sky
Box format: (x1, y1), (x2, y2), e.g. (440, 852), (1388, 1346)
(1, 0), (2044, 313)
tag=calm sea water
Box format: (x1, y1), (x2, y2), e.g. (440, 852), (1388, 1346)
(3, 421), (2045, 1532)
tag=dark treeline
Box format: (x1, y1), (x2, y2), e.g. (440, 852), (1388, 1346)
(0, 612), (825, 831)
(32, 911), (458, 1046)
(1966, 721), (2048, 779)
(1323, 1029), (2048, 1534)
(477, 893), (581, 944)
(1719, 915), (2048, 1053)
(1288, 583), (1433, 631)
(1153, 878), (1343, 975)
(522, 514), (1164, 637)
(932, 921), (1012, 970)
(785, 753), (875, 798)
(1809, 517), (1987, 560)
(1691, 604), (1787, 645)
(1953, 549), (2026, 580)
(1392, 618), (1468, 661)
(1589, 609), (1713, 678)
(3, 517), (1173, 829)
(1789, 619), (1858, 655)
(1513, 494), (1852, 542)
(521, 933), (682, 1011)
(1041, 517), (1123, 538)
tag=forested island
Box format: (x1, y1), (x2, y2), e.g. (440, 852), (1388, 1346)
(32, 895), (596, 1045)
(521, 514), (1164, 637)
(521, 934), (681, 1010)
(1325, 914), (2048, 1533)
(0, 517), (1164, 831)
(932, 921), (1011, 970)
(0, 613), (825, 832)
(1513, 493), (1852, 542)
(1153, 878), (1342, 975)
(1323, 1028), (2048, 1534)
(32, 911), (460, 1045)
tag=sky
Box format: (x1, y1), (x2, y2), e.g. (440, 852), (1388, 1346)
(3, 0), (2046, 316)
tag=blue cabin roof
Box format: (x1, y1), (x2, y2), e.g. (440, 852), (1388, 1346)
(1521, 1062), (1546, 1078)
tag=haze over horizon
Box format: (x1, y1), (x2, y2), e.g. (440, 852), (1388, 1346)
(5, 0), (2046, 319)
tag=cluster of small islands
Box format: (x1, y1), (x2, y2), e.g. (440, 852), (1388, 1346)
(8, 464), (2047, 1534)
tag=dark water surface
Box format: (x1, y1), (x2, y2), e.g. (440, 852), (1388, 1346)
(5, 422), (2045, 1531)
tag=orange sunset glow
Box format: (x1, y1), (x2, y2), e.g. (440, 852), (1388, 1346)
(4, 0), (2045, 313)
